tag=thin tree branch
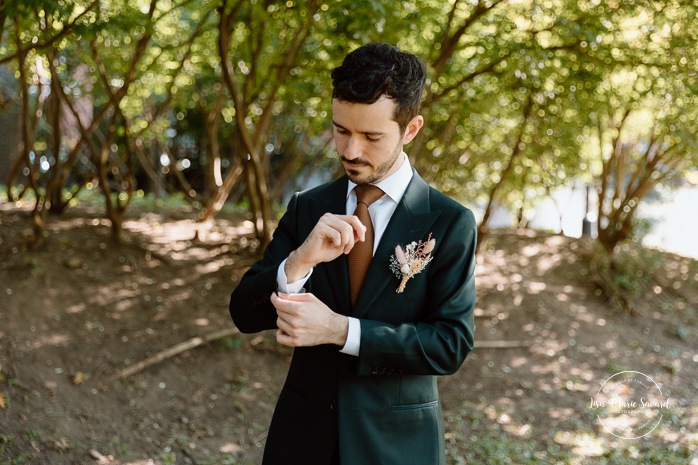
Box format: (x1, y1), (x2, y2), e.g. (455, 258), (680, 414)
(110, 328), (240, 382)
(432, 0), (505, 76)
(0, 0), (100, 65)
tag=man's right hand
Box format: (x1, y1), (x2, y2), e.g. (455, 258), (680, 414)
(284, 213), (366, 282)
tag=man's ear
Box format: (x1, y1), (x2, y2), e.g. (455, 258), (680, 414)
(402, 115), (424, 144)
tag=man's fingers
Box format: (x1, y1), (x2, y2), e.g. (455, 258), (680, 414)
(276, 329), (294, 346)
(293, 213), (367, 267)
(335, 214), (367, 243)
(321, 214), (366, 241)
(271, 291), (338, 347)
(319, 215), (357, 250)
(276, 312), (303, 347)
(271, 292), (302, 316)
(276, 315), (292, 332)
(317, 222), (342, 248)
(276, 292), (311, 302)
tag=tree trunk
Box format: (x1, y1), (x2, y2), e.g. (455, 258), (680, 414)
(47, 49), (66, 214)
(476, 95), (532, 252)
(200, 157), (244, 222)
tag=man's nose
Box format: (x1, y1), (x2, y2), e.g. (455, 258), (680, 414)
(343, 136), (362, 160)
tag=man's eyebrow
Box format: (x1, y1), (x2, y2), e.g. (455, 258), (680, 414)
(332, 121), (385, 136)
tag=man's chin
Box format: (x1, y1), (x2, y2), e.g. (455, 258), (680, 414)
(344, 167), (372, 184)
(348, 175), (379, 185)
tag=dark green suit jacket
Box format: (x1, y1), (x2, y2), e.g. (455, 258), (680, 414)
(229, 171), (476, 465)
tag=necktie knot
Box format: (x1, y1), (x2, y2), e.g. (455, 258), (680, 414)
(354, 184), (384, 207)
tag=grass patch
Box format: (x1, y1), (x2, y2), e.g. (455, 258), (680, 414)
(0, 184), (248, 216)
(445, 401), (694, 465)
(0, 455), (33, 465)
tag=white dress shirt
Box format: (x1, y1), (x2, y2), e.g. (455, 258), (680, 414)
(277, 153), (414, 356)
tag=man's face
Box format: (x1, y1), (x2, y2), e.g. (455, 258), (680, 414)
(332, 96), (422, 185)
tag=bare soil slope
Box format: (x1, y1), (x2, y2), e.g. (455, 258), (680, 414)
(0, 206), (695, 464)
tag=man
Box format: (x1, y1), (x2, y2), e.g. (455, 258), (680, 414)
(229, 43), (476, 465)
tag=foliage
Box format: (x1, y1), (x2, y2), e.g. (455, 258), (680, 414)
(0, 0), (696, 253)
(586, 236), (674, 313)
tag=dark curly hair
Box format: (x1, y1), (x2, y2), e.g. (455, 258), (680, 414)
(331, 43), (427, 133)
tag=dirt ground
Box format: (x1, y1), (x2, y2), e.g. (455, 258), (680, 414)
(0, 204), (696, 465)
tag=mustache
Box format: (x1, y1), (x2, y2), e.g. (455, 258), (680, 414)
(340, 156), (371, 167)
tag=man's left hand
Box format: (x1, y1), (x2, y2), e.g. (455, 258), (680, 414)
(271, 292), (348, 347)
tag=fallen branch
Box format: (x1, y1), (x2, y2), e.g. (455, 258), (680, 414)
(89, 449), (113, 464)
(475, 340), (530, 349)
(110, 327), (240, 381)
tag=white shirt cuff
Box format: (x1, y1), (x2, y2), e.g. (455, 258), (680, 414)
(340, 317), (361, 356)
(276, 258), (312, 293)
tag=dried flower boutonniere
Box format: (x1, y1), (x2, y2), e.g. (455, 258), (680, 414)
(389, 233), (436, 293)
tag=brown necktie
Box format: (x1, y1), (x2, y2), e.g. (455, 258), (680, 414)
(348, 184), (384, 306)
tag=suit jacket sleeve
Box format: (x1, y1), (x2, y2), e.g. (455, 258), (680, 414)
(229, 193), (305, 333)
(356, 207), (476, 377)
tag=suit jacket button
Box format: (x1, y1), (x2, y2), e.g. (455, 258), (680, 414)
(330, 400), (338, 411)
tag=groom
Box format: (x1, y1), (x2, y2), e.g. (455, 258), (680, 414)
(229, 43), (476, 465)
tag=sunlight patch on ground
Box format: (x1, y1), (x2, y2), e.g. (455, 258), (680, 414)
(29, 332), (70, 349)
(569, 367), (596, 382)
(525, 281), (547, 293)
(193, 256), (235, 274)
(544, 235), (569, 247)
(535, 253), (562, 273)
(219, 441), (243, 454)
(574, 311), (598, 324)
(98, 286), (140, 304)
(497, 413), (535, 437)
(66, 302), (87, 314)
(520, 243), (545, 257)
(123, 215), (255, 246)
(509, 356), (528, 368)
(529, 360), (563, 375)
(553, 431), (605, 457)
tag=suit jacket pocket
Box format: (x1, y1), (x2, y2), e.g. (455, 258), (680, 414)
(369, 400), (442, 464)
(391, 400), (440, 411)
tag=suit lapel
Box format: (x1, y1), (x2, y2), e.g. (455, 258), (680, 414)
(352, 172), (441, 318)
(309, 175), (348, 217)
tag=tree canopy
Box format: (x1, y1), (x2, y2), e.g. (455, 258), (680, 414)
(1, 0), (696, 254)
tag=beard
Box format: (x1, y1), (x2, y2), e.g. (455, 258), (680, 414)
(340, 140), (403, 185)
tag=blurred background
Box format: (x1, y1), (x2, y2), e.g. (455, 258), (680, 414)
(0, 0), (696, 254)
(0, 1), (696, 464)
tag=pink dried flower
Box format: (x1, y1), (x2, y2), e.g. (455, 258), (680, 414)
(394, 245), (407, 266)
(422, 238), (436, 254)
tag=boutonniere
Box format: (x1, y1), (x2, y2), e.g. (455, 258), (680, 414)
(389, 233), (436, 293)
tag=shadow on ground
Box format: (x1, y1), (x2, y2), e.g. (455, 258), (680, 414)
(0, 207), (696, 464)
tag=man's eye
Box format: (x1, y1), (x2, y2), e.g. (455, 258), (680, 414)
(367, 137), (380, 143)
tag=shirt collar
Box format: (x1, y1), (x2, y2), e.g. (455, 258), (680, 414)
(346, 152), (414, 204)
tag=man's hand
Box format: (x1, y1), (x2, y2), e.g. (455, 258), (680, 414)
(272, 292), (349, 347)
(285, 213), (366, 282)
